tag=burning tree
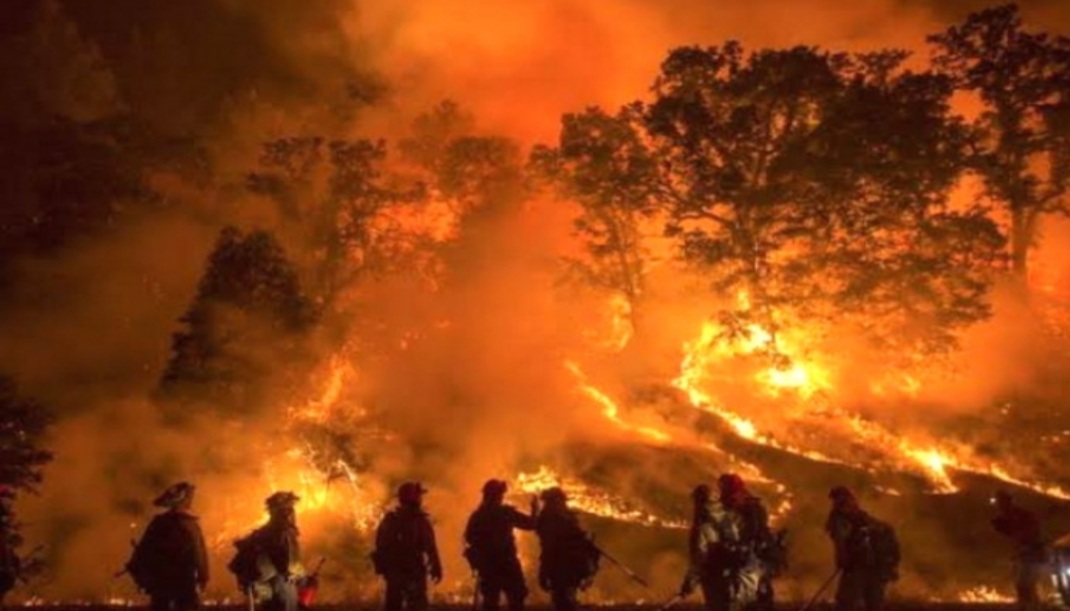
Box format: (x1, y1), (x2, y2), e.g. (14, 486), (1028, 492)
(930, 4), (1070, 282)
(0, 376), (52, 492)
(548, 43), (1005, 362)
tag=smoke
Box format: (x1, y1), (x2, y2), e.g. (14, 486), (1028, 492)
(1, 0), (1069, 603)
(346, 0), (945, 143)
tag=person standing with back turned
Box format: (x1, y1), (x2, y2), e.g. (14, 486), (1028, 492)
(464, 479), (537, 611)
(373, 482), (443, 611)
(126, 482), (209, 611)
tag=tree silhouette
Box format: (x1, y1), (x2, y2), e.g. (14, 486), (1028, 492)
(532, 104), (659, 333)
(400, 100), (525, 214)
(548, 43), (1005, 357)
(0, 376), (53, 492)
(246, 137), (405, 309)
(157, 227), (316, 416)
(930, 3), (1070, 281)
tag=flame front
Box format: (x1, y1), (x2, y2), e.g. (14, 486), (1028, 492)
(514, 466), (686, 529)
(957, 586), (1015, 603)
(671, 301), (1070, 500)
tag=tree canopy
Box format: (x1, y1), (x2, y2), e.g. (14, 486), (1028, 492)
(542, 43), (1005, 357)
(0, 376), (53, 492)
(930, 3), (1070, 279)
(157, 226), (316, 416)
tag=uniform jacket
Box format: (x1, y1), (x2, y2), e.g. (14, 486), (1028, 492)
(465, 503), (535, 564)
(993, 505), (1045, 562)
(375, 506), (442, 578)
(133, 510), (210, 590)
(255, 518), (301, 578)
(536, 505), (597, 586)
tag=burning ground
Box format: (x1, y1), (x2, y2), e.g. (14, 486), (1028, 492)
(1, 0), (1070, 606)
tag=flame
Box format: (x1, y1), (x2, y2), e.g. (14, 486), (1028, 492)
(287, 355), (353, 423)
(673, 302), (1070, 500)
(843, 413), (1070, 499)
(212, 357), (382, 552)
(565, 359), (786, 498)
(565, 360), (671, 443)
(210, 446), (381, 552)
(957, 586), (1015, 603)
(515, 466), (686, 529)
(672, 329), (845, 466)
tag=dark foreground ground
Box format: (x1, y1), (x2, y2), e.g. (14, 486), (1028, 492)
(8, 604), (1066, 611)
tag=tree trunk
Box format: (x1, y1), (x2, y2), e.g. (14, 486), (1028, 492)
(1010, 206), (1030, 284)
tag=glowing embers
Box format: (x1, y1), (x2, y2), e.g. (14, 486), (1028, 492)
(957, 586), (1015, 602)
(210, 445), (380, 554)
(287, 355), (354, 423)
(672, 325), (843, 466)
(681, 290), (833, 400)
(672, 302), (1070, 500)
(514, 466), (686, 529)
(581, 294), (635, 353)
(842, 414), (1070, 499)
(564, 360), (670, 443)
(209, 356), (381, 553)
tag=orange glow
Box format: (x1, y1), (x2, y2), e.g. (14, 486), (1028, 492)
(565, 360), (670, 443)
(957, 587), (1015, 603)
(672, 297), (1070, 499)
(514, 466), (686, 529)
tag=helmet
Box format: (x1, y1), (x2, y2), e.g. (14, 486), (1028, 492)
(397, 481), (427, 505)
(540, 487), (567, 504)
(718, 473), (746, 494)
(154, 481), (195, 508)
(691, 484), (712, 502)
(266, 491), (300, 511)
(828, 486), (855, 501)
(482, 479), (508, 497)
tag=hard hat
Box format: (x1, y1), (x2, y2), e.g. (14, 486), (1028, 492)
(154, 481), (196, 508)
(397, 481), (428, 504)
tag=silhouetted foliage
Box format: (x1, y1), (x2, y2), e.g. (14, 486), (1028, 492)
(546, 43), (1005, 356)
(930, 3), (1070, 280)
(401, 100), (526, 212)
(157, 227), (316, 416)
(532, 104), (659, 330)
(247, 136), (416, 308)
(0, 376), (53, 492)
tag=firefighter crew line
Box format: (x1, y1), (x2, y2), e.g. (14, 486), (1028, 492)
(0, 479), (1058, 611)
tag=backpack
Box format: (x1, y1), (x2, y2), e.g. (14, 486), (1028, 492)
(869, 520), (900, 580)
(373, 510), (433, 576)
(227, 529), (277, 590)
(757, 529), (789, 577)
(126, 514), (191, 592)
(572, 535), (601, 589)
(848, 516), (900, 580)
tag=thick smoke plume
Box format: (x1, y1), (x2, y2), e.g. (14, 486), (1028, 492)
(1, 0), (1069, 604)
